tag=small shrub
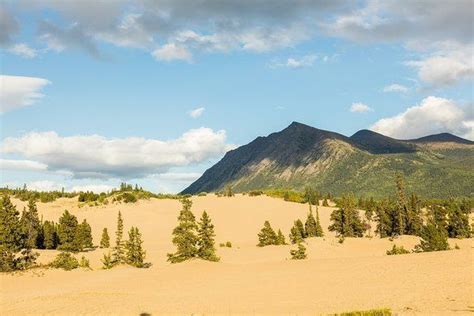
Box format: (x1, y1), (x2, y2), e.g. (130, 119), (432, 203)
(338, 236), (345, 244)
(101, 252), (114, 269)
(219, 243), (226, 247)
(121, 192), (138, 203)
(248, 190), (263, 197)
(50, 252), (79, 271)
(455, 243), (460, 250)
(197, 192), (207, 197)
(79, 256), (91, 269)
(225, 241), (232, 248)
(386, 244), (410, 255)
(330, 308), (392, 316)
(290, 243), (307, 260)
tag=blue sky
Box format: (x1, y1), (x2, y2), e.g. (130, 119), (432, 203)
(1, 1), (473, 193)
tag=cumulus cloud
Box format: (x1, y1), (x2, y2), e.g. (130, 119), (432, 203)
(270, 54), (317, 68)
(1, 128), (233, 179)
(70, 184), (114, 193)
(383, 84), (409, 93)
(8, 43), (37, 58)
(0, 75), (51, 113)
(188, 107), (205, 118)
(371, 96), (473, 140)
(152, 43), (192, 62)
(350, 102), (372, 113)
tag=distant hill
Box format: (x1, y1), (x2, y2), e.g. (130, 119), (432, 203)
(182, 122), (474, 198)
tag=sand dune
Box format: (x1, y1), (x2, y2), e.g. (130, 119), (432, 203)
(1, 194), (473, 315)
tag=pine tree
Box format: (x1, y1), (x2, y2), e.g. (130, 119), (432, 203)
(76, 219), (93, 251)
(304, 204), (318, 237)
(197, 211), (219, 261)
(101, 252), (114, 269)
(276, 229), (287, 245)
(446, 200), (471, 238)
(167, 198), (199, 263)
(328, 193), (365, 237)
(0, 195), (31, 271)
(314, 208), (324, 237)
(42, 220), (58, 249)
(406, 193), (423, 236)
(57, 210), (79, 251)
(290, 242), (307, 260)
(112, 211), (125, 264)
(257, 220), (278, 246)
(20, 199), (42, 249)
(289, 220), (304, 244)
(393, 173), (407, 236)
(375, 200), (392, 238)
(414, 217), (449, 252)
(322, 199), (329, 207)
(100, 228), (110, 248)
(125, 227), (146, 267)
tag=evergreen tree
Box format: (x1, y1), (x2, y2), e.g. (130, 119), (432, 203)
(406, 193), (423, 236)
(414, 217), (449, 252)
(0, 195), (32, 271)
(289, 220), (304, 244)
(101, 252), (114, 269)
(197, 211), (219, 261)
(224, 185), (234, 197)
(393, 173), (407, 236)
(314, 208), (324, 237)
(76, 219), (93, 251)
(257, 220), (278, 246)
(100, 228), (110, 248)
(112, 211), (125, 264)
(20, 199), (42, 249)
(276, 229), (287, 245)
(167, 198), (199, 263)
(57, 210), (79, 251)
(125, 227), (146, 267)
(446, 200), (471, 238)
(304, 187), (319, 205)
(290, 242), (307, 260)
(375, 201), (392, 238)
(304, 204), (318, 237)
(328, 193), (365, 237)
(42, 220), (58, 249)
(322, 199), (329, 207)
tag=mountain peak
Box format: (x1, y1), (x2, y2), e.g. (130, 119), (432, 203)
(350, 129), (417, 154)
(410, 133), (473, 145)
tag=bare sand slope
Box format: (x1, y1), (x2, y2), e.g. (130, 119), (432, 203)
(1, 195), (473, 315)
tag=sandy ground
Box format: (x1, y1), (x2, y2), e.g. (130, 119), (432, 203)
(1, 194), (473, 315)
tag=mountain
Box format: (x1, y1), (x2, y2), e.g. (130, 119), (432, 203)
(182, 122), (474, 198)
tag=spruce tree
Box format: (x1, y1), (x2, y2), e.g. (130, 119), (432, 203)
(289, 220), (304, 244)
(167, 198), (199, 263)
(276, 229), (287, 245)
(314, 208), (324, 237)
(415, 217), (449, 252)
(100, 228), (110, 248)
(112, 211), (125, 264)
(57, 210), (79, 251)
(125, 227), (146, 267)
(0, 195), (31, 271)
(406, 193), (423, 236)
(76, 219), (93, 251)
(328, 193), (364, 237)
(42, 220), (58, 249)
(446, 200), (471, 238)
(197, 211), (219, 261)
(304, 204), (318, 237)
(20, 199), (42, 249)
(101, 252), (114, 269)
(290, 242), (307, 260)
(257, 220), (278, 246)
(375, 200), (392, 238)
(393, 173), (407, 236)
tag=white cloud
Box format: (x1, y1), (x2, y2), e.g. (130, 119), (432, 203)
(0, 4), (19, 46)
(1, 128), (233, 179)
(405, 43), (474, 87)
(8, 43), (37, 58)
(383, 84), (409, 93)
(371, 96), (473, 140)
(270, 54), (317, 68)
(0, 75), (51, 113)
(0, 159), (48, 171)
(188, 107), (205, 118)
(152, 43), (192, 62)
(350, 102), (372, 113)
(153, 172), (202, 182)
(25, 180), (63, 192)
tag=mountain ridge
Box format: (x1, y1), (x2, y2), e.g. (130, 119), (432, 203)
(182, 122), (473, 198)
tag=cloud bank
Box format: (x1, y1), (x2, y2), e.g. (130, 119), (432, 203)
(0, 75), (51, 113)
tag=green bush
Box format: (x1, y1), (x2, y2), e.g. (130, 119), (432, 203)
(50, 252), (79, 271)
(225, 241), (232, 248)
(330, 308), (392, 316)
(386, 244), (410, 255)
(121, 192), (138, 203)
(79, 256), (91, 269)
(290, 243), (307, 260)
(197, 192), (207, 197)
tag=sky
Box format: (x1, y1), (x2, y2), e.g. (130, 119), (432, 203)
(1, 0), (473, 193)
